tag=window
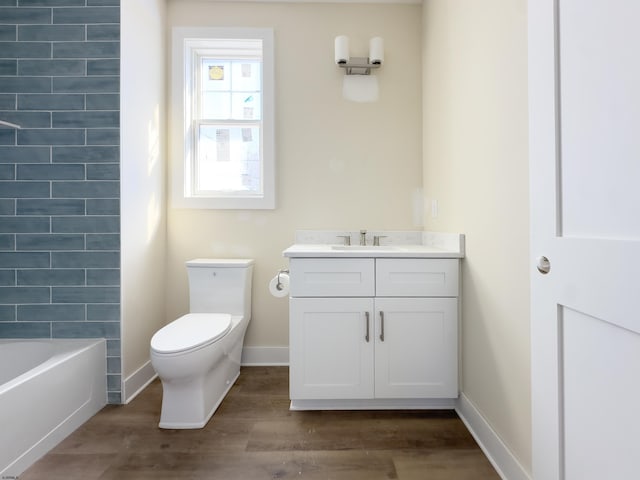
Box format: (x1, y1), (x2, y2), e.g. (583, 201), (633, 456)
(172, 28), (275, 209)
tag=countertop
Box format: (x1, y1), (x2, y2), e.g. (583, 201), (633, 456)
(283, 231), (465, 259)
(283, 244), (463, 258)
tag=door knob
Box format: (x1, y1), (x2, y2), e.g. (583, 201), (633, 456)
(536, 256), (551, 274)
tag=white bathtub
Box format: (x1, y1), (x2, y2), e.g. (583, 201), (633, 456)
(0, 339), (107, 477)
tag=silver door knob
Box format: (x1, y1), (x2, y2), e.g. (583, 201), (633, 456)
(536, 256), (551, 274)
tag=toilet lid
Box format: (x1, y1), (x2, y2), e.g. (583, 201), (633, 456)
(150, 313), (231, 354)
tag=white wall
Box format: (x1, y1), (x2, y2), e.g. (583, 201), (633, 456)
(121, 0), (168, 398)
(165, 1), (424, 350)
(422, 0), (531, 473)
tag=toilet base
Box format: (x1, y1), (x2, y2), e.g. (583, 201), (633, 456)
(158, 370), (239, 429)
(158, 348), (241, 429)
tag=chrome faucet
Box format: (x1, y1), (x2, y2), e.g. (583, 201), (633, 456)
(359, 229), (367, 246)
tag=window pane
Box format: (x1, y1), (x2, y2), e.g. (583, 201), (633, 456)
(197, 125), (261, 194)
(231, 61), (261, 91)
(201, 92), (230, 119)
(201, 59), (231, 91)
(231, 93), (261, 120)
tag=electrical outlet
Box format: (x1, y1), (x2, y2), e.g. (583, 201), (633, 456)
(431, 199), (438, 218)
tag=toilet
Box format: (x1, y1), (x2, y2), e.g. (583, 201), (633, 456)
(150, 258), (254, 429)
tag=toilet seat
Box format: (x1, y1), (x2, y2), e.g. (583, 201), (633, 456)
(151, 313), (231, 355)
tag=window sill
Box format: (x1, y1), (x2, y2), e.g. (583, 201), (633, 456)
(171, 194), (275, 210)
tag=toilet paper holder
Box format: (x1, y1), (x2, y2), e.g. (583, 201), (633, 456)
(276, 269), (289, 291)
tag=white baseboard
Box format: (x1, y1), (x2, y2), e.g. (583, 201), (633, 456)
(455, 393), (531, 480)
(123, 360), (157, 404)
(241, 346), (289, 366)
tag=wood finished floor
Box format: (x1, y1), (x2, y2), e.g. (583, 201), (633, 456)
(21, 367), (500, 480)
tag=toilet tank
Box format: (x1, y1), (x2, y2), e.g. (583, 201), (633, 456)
(186, 259), (254, 317)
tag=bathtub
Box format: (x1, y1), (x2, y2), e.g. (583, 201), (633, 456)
(0, 339), (107, 477)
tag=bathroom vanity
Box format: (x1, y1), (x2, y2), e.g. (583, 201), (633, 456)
(283, 231), (464, 410)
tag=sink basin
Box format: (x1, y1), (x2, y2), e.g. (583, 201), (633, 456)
(331, 245), (398, 251)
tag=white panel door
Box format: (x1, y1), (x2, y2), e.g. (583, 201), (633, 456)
(289, 297), (374, 399)
(374, 297), (458, 398)
(529, 1), (640, 479)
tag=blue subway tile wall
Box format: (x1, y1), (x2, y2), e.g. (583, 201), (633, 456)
(0, 2), (121, 403)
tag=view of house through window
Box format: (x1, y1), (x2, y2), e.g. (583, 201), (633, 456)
(195, 46), (262, 195)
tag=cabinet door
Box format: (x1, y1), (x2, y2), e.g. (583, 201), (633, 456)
(289, 297), (374, 399)
(374, 297), (458, 398)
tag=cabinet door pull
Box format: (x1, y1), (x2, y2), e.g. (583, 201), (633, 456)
(365, 312), (370, 342)
(379, 311), (385, 342)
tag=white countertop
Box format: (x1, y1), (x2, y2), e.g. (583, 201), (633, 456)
(283, 244), (463, 258)
(283, 231), (465, 259)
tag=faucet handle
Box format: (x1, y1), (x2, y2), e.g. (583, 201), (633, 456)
(373, 235), (387, 246)
(359, 229), (367, 246)
(336, 235), (351, 246)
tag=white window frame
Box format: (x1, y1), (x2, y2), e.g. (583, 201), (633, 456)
(171, 27), (275, 209)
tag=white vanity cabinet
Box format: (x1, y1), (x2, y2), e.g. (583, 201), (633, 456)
(288, 257), (460, 410)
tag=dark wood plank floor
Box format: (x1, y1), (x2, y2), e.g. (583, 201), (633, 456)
(21, 367), (500, 479)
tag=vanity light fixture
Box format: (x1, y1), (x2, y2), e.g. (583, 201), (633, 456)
(334, 35), (384, 75)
